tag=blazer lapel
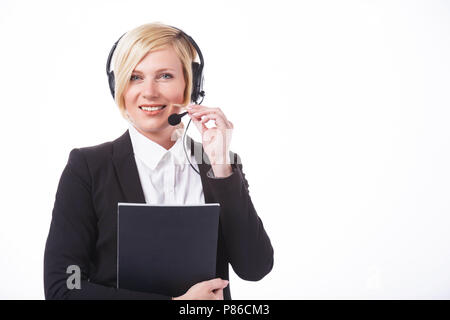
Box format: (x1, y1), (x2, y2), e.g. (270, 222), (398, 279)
(188, 135), (215, 204)
(111, 130), (215, 204)
(112, 130), (146, 204)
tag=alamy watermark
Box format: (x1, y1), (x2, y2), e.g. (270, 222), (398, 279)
(66, 265), (81, 290)
(170, 128), (240, 166)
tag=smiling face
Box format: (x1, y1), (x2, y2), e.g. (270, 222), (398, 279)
(123, 45), (186, 146)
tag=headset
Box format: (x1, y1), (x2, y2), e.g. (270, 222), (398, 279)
(106, 26), (205, 103)
(105, 25), (205, 175)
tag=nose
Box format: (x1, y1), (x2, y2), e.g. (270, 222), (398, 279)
(142, 78), (160, 100)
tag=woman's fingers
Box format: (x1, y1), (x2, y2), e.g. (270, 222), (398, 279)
(199, 113), (228, 129)
(207, 278), (229, 291)
(189, 107), (225, 119)
(187, 105), (232, 125)
(213, 288), (224, 300)
(185, 105), (234, 166)
(188, 113), (208, 134)
(188, 107), (232, 129)
(175, 277), (228, 300)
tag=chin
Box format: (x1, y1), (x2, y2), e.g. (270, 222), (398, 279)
(138, 122), (167, 133)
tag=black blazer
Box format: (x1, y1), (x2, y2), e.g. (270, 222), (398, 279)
(44, 130), (274, 300)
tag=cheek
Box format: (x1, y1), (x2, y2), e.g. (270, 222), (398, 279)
(123, 88), (138, 106)
(168, 80), (186, 101)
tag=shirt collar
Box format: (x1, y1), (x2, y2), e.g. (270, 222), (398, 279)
(128, 124), (190, 170)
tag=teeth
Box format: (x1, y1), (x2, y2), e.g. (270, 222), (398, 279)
(140, 105), (165, 111)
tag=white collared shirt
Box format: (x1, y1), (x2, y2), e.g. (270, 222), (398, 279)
(128, 124), (205, 205)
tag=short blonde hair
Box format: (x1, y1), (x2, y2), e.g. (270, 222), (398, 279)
(112, 22), (198, 119)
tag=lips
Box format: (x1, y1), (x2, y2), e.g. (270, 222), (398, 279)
(139, 104), (166, 108)
(139, 104), (167, 116)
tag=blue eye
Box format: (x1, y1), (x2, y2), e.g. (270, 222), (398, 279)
(130, 73), (173, 81)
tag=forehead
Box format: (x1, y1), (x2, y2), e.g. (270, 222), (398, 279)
(133, 45), (183, 73)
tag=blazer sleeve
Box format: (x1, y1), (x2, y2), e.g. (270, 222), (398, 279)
(206, 153), (274, 281)
(43, 148), (171, 300)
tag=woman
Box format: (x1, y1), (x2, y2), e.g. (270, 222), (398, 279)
(44, 22), (274, 300)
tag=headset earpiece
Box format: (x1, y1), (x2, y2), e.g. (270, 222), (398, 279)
(191, 62), (201, 103)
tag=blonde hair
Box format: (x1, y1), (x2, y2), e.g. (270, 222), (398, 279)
(112, 22), (197, 119)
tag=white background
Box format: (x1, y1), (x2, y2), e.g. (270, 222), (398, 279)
(0, 0), (449, 299)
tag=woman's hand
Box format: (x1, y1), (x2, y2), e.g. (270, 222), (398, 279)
(172, 278), (229, 300)
(187, 105), (234, 177)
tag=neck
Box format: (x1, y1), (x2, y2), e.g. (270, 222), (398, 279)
(133, 124), (183, 150)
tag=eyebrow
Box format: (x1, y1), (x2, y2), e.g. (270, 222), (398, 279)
(133, 68), (175, 73)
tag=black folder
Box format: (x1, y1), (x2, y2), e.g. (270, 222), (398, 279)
(117, 203), (220, 297)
